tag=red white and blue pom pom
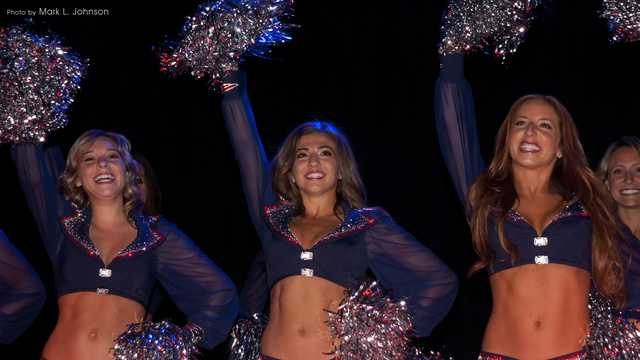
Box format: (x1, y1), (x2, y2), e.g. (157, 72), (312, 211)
(111, 320), (202, 360)
(0, 25), (87, 144)
(228, 313), (268, 360)
(601, 0), (640, 44)
(586, 289), (640, 359)
(160, 0), (295, 90)
(438, 0), (541, 64)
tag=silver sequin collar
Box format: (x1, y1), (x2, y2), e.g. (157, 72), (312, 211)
(61, 207), (165, 259)
(263, 203), (377, 246)
(506, 199), (589, 225)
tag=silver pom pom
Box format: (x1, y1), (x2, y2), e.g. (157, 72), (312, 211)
(325, 280), (416, 360)
(438, 0), (541, 63)
(160, 0), (295, 90)
(601, 0), (640, 44)
(228, 313), (268, 360)
(111, 320), (202, 360)
(0, 25), (87, 144)
(586, 289), (640, 359)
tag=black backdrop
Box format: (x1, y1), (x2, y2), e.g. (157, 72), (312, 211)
(1, 1), (640, 358)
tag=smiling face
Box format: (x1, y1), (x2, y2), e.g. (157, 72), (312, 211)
(507, 99), (562, 171)
(606, 146), (640, 209)
(75, 137), (127, 202)
(291, 132), (340, 198)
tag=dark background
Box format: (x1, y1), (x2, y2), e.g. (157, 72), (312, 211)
(1, 1), (640, 358)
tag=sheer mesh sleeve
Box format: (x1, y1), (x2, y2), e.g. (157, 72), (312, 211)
(0, 230), (46, 344)
(239, 251), (269, 317)
(154, 220), (239, 349)
(434, 54), (485, 209)
(620, 226), (640, 319)
(11, 144), (69, 265)
(221, 71), (274, 243)
(365, 209), (458, 337)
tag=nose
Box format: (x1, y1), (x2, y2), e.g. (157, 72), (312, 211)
(624, 171), (634, 184)
(309, 153), (320, 165)
(97, 156), (108, 168)
(524, 122), (535, 136)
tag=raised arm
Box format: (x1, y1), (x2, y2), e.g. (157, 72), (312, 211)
(0, 230), (46, 344)
(221, 71), (274, 240)
(11, 144), (69, 264)
(366, 210), (458, 337)
(155, 220), (239, 349)
(434, 54), (485, 209)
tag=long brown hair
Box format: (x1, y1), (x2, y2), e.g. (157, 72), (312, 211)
(271, 121), (366, 216)
(597, 136), (640, 185)
(61, 129), (143, 218)
(468, 95), (625, 306)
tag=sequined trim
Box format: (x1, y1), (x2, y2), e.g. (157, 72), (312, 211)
(263, 204), (377, 247)
(61, 208), (165, 259)
(506, 200), (589, 225)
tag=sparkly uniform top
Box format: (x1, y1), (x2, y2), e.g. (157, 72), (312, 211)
(0, 229), (45, 344)
(221, 71), (458, 337)
(11, 143), (239, 349)
(434, 55), (592, 275)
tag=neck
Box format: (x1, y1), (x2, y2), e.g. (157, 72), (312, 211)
(89, 198), (130, 228)
(300, 192), (338, 218)
(618, 206), (640, 234)
(512, 164), (555, 199)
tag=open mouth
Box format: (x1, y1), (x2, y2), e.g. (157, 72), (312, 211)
(519, 142), (541, 153)
(305, 171), (326, 180)
(620, 188), (640, 196)
(94, 173), (115, 184)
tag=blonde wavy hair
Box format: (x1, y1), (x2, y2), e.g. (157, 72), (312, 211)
(60, 129), (142, 217)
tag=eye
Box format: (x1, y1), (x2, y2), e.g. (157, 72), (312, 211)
(610, 168), (623, 177)
(539, 122), (553, 130)
(320, 149), (334, 157)
(108, 152), (121, 160)
(296, 152), (308, 159)
(513, 119), (526, 127)
(83, 156), (95, 163)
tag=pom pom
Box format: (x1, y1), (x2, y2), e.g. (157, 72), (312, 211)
(111, 320), (202, 360)
(160, 0), (295, 91)
(0, 25), (87, 144)
(586, 289), (640, 359)
(438, 0), (541, 63)
(228, 313), (268, 360)
(325, 280), (416, 359)
(601, 0), (640, 44)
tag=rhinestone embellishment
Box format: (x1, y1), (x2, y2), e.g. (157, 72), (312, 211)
(533, 236), (548, 247)
(534, 255), (549, 264)
(96, 287), (109, 295)
(300, 251), (313, 260)
(98, 268), (112, 278)
(301, 268), (314, 277)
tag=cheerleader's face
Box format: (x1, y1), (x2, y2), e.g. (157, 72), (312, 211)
(508, 100), (562, 171)
(291, 133), (340, 198)
(76, 138), (127, 202)
(607, 146), (640, 209)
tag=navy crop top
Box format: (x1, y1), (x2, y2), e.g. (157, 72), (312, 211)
(620, 225), (640, 319)
(11, 143), (239, 349)
(0, 230), (45, 344)
(221, 71), (458, 336)
(434, 54), (592, 275)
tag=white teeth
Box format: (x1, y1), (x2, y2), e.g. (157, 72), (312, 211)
(305, 172), (325, 180)
(520, 142), (540, 152)
(621, 189), (640, 195)
(94, 174), (115, 183)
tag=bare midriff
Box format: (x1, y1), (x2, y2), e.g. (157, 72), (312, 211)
(483, 263), (590, 359)
(261, 276), (345, 359)
(41, 292), (145, 360)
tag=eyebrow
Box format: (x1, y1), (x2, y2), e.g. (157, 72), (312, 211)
(296, 145), (335, 151)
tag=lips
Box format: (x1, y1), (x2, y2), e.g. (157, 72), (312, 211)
(620, 188), (640, 196)
(304, 171), (325, 180)
(94, 173), (115, 184)
(519, 142), (541, 152)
